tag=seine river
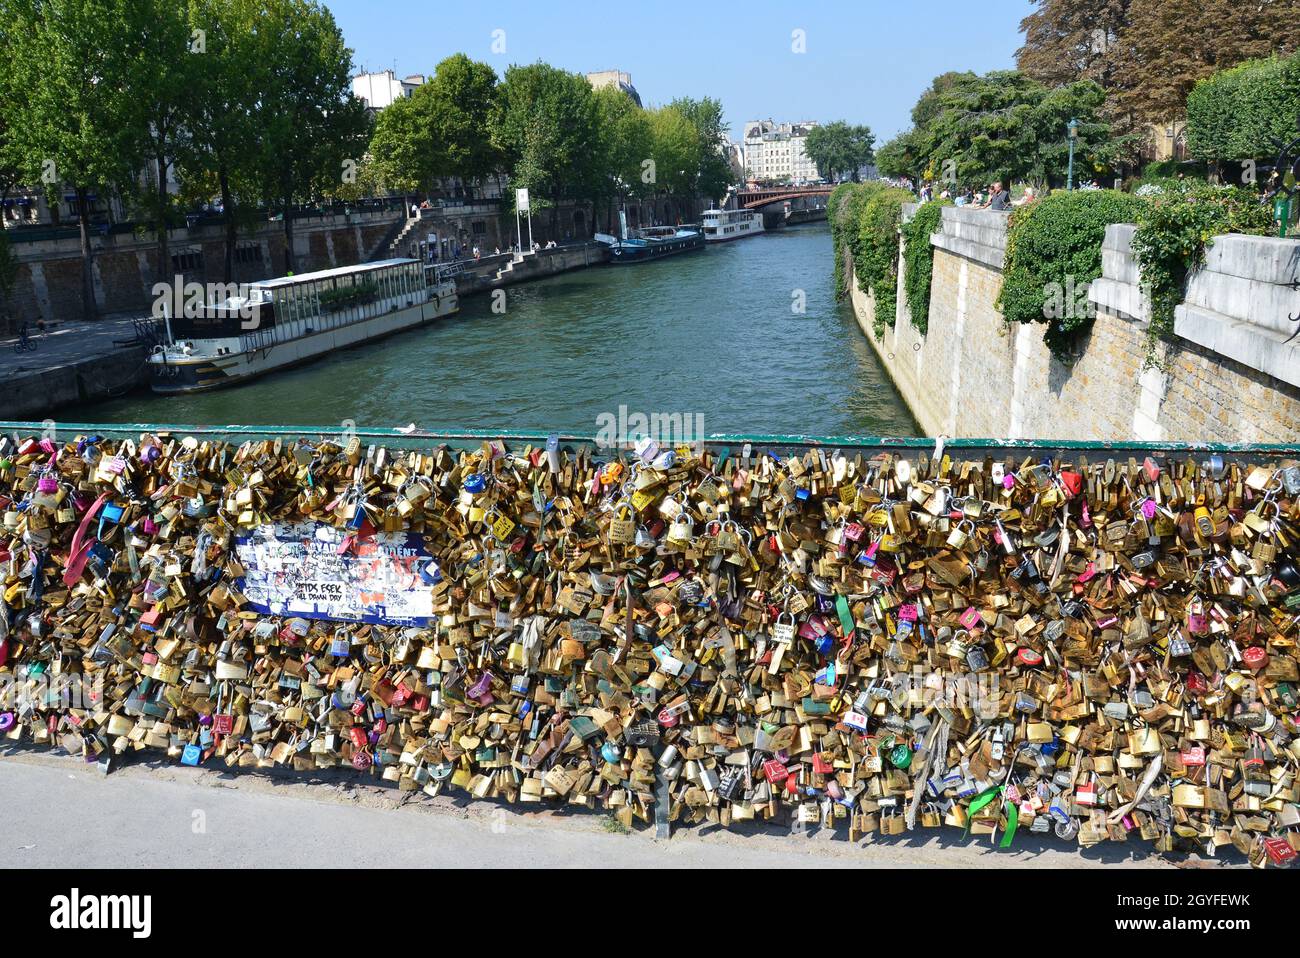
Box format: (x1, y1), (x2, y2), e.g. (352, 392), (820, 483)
(70, 222), (918, 437)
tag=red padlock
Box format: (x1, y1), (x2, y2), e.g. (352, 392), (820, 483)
(1059, 470), (1083, 498)
(762, 758), (788, 783)
(1264, 837), (1297, 865)
(1016, 647), (1044, 667)
(1186, 672), (1209, 695)
(1243, 646), (1269, 672)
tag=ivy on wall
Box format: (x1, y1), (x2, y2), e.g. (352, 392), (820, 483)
(997, 190), (1144, 360)
(900, 199), (949, 335)
(828, 181), (914, 337)
(1130, 181), (1272, 363)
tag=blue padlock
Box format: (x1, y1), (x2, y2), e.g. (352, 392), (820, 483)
(181, 743), (202, 766)
(463, 473), (486, 494)
(814, 633), (835, 657)
(419, 558), (442, 585)
(600, 741), (621, 763)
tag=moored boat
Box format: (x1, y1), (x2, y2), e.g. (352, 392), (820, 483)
(596, 224), (705, 264)
(700, 208), (765, 242)
(148, 259), (457, 394)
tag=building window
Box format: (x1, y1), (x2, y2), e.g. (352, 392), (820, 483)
(472, 220), (486, 236)
(172, 250), (203, 272)
(235, 245), (262, 265)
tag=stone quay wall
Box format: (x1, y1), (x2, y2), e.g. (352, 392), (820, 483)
(848, 205), (1300, 443)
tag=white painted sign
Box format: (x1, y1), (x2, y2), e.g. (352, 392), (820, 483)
(235, 522), (435, 625)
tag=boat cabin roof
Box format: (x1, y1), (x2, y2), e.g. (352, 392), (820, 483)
(254, 258), (420, 290)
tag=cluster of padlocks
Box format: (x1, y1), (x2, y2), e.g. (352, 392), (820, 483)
(1, 429), (1299, 865)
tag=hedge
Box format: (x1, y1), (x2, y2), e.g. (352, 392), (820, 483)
(1187, 52), (1300, 166)
(998, 190), (1146, 360)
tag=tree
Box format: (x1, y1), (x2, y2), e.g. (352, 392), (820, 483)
(2, 0), (150, 319)
(645, 105), (700, 200)
(491, 63), (602, 237)
(903, 70), (1115, 189)
(1187, 52), (1300, 175)
(1017, 0), (1300, 167)
(875, 131), (923, 182)
(1017, 0), (1132, 91)
(591, 84), (652, 233)
(804, 121), (876, 181)
(176, 0), (265, 283)
(1114, 0), (1300, 126)
(245, 0), (370, 273)
(124, 0), (196, 286)
(423, 54), (500, 187)
(368, 54), (500, 198)
(369, 92), (438, 195)
(667, 96), (732, 201)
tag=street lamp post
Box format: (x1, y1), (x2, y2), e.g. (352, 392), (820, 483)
(1067, 118), (1079, 191)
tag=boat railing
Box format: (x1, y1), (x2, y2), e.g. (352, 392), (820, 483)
(239, 287), (428, 352)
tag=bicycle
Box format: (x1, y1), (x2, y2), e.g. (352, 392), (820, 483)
(12, 323), (38, 354)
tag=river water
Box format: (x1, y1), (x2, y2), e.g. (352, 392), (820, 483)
(69, 223), (918, 437)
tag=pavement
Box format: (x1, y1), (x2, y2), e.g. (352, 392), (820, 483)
(0, 750), (1236, 869)
(0, 314), (149, 380)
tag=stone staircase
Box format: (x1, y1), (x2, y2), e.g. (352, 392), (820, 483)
(370, 212), (421, 262)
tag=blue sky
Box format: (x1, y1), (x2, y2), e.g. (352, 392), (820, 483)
(325, 0), (1038, 141)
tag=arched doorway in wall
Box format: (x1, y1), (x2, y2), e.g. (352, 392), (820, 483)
(572, 209), (585, 239)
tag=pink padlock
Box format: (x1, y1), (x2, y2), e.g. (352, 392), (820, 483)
(37, 475), (58, 494)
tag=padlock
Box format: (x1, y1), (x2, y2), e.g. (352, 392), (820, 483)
(607, 501), (636, 545)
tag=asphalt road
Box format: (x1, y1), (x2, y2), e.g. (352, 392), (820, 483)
(0, 751), (1214, 869)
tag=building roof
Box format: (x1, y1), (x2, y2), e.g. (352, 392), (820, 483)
(254, 258), (419, 289)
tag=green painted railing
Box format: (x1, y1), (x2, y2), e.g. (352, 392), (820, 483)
(4, 421), (1299, 462)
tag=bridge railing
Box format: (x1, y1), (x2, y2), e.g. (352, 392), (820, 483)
(2, 421), (1295, 465)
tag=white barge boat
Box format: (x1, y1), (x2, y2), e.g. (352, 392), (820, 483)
(148, 258), (457, 394)
(699, 208), (764, 242)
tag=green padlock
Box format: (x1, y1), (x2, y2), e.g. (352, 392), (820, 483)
(889, 743), (913, 769)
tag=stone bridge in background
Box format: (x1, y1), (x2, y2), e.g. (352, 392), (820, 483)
(729, 186), (832, 227)
(735, 186), (834, 210)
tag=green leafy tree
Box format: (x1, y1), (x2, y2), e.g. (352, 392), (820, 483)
(667, 96), (732, 200)
(592, 84), (652, 233)
(2, 0), (150, 319)
(124, 0), (196, 285)
(907, 70), (1114, 189)
(245, 0), (370, 273)
(491, 62), (602, 237)
(368, 55), (500, 200)
(646, 105), (700, 200)
(875, 131), (924, 182)
(369, 92), (438, 195)
(1187, 52), (1300, 179)
(804, 121), (876, 182)
(176, 0), (266, 283)
(422, 54), (501, 187)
